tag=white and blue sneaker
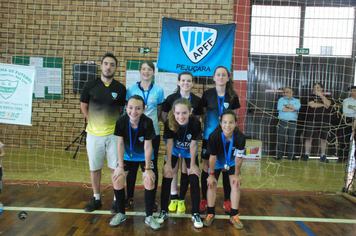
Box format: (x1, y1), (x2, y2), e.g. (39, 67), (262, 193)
(191, 214), (203, 229)
(109, 212), (126, 227)
(145, 216), (161, 230)
(156, 210), (168, 224)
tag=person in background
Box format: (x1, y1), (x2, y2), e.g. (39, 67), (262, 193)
(125, 60), (164, 212)
(110, 95), (160, 230)
(276, 87), (301, 160)
(337, 86), (356, 163)
(80, 52), (126, 213)
(203, 110), (246, 230)
(161, 72), (203, 213)
(303, 82), (332, 163)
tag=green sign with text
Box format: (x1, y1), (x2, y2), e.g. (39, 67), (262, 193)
(296, 48), (309, 55)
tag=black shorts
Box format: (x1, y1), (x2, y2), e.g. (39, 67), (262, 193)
(123, 160), (157, 173)
(165, 155), (199, 169)
(214, 166), (236, 180)
(201, 139), (209, 160)
(304, 122), (329, 140)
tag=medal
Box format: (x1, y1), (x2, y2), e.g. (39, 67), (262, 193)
(221, 132), (234, 171)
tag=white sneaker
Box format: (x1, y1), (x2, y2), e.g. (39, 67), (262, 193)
(156, 210), (168, 224)
(191, 214), (203, 229)
(145, 216), (161, 230)
(109, 212), (126, 227)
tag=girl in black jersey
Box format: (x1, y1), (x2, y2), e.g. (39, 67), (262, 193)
(110, 95), (160, 230)
(161, 72), (203, 213)
(200, 66), (240, 214)
(202, 110), (245, 230)
(157, 98), (203, 229)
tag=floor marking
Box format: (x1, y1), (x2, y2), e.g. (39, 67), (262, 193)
(297, 221), (316, 236)
(3, 206), (356, 224)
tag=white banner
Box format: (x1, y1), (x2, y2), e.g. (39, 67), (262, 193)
(0, 63), (36, 126)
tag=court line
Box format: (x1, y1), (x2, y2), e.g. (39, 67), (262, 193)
(3, 206), (356, 224)
(297, 221), (316, 236)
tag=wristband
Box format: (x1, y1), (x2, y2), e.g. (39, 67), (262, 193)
(145, 167), (151, 170)
(209, 172), (214, 175)
(118, 165), (124, 168)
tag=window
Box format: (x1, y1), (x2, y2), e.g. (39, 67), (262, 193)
(304, 7), (354, 57)
(250, 5), (355, 57)
(251, 6), (301, 55)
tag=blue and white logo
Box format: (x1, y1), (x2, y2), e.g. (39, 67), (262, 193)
(139, 136), (144, 142)
(180, 27), (217, 64)
(112, 92), (118, 100)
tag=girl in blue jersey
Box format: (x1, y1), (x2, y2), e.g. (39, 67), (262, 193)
(125, 60), (164, 211)
(110, 95), (160, 230)
(162, 72), (203, 213)
(203, 110), (245, 230)
(157, 98), (203, 229)
(200, 66), (240, 214)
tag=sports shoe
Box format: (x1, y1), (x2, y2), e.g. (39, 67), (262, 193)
(153, 199), (158, 212)
(302, 154), (309, 161)
(320, 155), (329, 163)
(177, 200), (186, 213)
(199, 199), (207, 213)
(109, 212), (126, 227)
(84, 197), (102, 212)
(168, 199), (178, 212)
(230, 214), (243, 229)
(286, 156), (298, 161)
(111, 200), (119, 214)
(145, 216), (161, 230)
(203, 214), (215, 227)
(275, 156), (282, 160)
(223, 199), (231, 214)
(125, 197), (134, 210)
(156, 210), (168, 224)
(191, 214), (203, 229)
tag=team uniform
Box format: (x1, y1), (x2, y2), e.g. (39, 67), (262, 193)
(202, 88), (240, 157)
(206, 126), (246, 179)
(125, 82), (164, 208)
(162, 92), (204, 116)
(159, 115), (203, 227)
(204, 126), (246, 229)
(201, 88), (240, 205)
(80, 78), (126, 170)
(113, 113), (157, 218)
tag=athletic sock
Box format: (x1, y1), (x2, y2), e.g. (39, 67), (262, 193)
(94, 193), (100, 200)
(222, 172), (231, 201)
(161, 177), (172, 212)
(145, 189), (155, 217)
(114, 188), (125, 214)
(201, 171), (208, 200)
(230, 208), (239, 217)
(179, 173), (189, 200)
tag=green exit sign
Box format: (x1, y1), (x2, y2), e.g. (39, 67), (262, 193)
(139, 47), (150, 54)
(296, 48), (309, 55)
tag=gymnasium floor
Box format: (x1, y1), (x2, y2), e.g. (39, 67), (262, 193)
(0, 183), (355, 235)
